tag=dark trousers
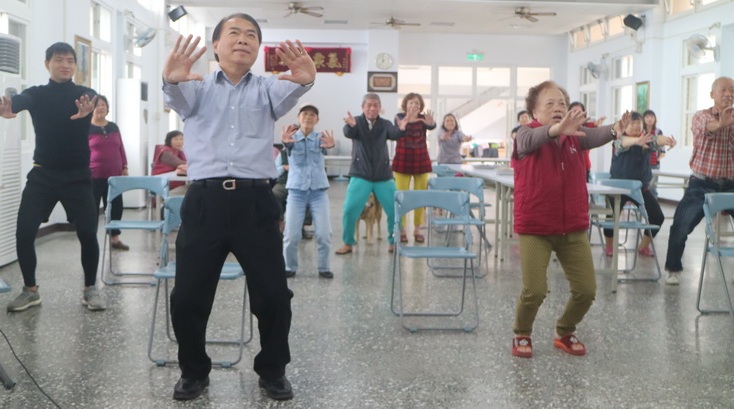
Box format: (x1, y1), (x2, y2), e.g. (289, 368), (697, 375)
(171, 182), (293, 381)
(92, 177), (123, 236)
(16, 166), (99, 287)
(603, 188), (665, 238)
(665, 176), (734, 272)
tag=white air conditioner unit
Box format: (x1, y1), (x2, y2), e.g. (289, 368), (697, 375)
(0, 33), (22, 267)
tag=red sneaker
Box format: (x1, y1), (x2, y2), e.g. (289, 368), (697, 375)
(638, 246), (655, 257)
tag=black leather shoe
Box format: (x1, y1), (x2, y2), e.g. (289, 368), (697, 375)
(258, 376), (293, 400)
(285, 270), (296, 278)
(173, 376), (209, 401)
(318, 271), (334, 279)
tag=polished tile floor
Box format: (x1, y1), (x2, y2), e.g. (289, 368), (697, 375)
(0, 180), (733, 408)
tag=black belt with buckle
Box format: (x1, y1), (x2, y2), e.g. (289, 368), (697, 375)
(193, 178), (270, 190)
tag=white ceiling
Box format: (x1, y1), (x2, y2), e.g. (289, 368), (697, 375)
(176, 0), (659, 36)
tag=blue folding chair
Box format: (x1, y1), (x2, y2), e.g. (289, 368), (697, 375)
(147, 196), (252, 368)
(591, 179), (662, 282)
(99, 176), (169, 285)
(391, 190), (479, 332)
(588, 172), (637, 245)
(427, 177), (491, 277)
(696, 193), (734, 320)
(432, 164), (457, 177)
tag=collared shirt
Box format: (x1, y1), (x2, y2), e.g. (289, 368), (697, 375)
(162, 67), (311, 180)
(690, 106), (734, 180)
(284, 130), (329, 191)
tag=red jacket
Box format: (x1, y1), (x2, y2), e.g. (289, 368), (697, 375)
(513, 121), (590, 235)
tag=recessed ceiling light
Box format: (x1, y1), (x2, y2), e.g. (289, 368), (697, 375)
(429, 22), (455, 27)
(324, 19), (348, 25)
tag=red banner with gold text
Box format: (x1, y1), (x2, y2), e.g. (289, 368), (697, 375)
(264, 47), (351, 74)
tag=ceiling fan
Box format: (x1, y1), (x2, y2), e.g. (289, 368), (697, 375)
(284, 2), (323, 18)
(372, 17), (421, 30)
(514, 7), (557, 23)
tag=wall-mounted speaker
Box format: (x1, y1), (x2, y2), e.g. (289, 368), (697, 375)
(623, 14), (643, 31)
(168, 6), (187, 22)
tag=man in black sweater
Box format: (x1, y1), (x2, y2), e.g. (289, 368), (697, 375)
(0, 42), (105, 312)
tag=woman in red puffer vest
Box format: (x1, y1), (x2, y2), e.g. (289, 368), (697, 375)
(510, 81), (631, 359)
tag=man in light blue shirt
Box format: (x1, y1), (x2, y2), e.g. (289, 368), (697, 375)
(161, 13), (315, 402)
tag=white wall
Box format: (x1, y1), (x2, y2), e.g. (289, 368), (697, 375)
(242, 29), (567, 158)
(567, 1), (734, 201)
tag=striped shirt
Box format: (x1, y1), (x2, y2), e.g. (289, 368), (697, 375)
(689, 106), (734, 180)
(162, 68), (311, 180)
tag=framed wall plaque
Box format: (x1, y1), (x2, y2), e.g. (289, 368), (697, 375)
(636, 81), (650, 113)
(74, 35), (92, 87)
(367, 71), (397, 93)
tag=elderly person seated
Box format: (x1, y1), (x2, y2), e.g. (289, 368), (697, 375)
(152, 130), (188, 196)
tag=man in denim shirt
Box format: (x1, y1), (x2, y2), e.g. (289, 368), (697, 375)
(281, 104), (335, 278)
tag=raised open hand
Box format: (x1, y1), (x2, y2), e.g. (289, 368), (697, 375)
(281, 124), (299, 143)
(163, 35), (207, 84)
(662, 134), (677, 149)
(0, 96), (16, 119)
(404, 105), (421, 123)
(423, 109), (436, 126)
(275, 40), (317, 86)
(614, 111), (632, 135)
(320, 130), (335, 148)
(344, 111), (356, 128)
(551, 109), (588, 137)
(70, 94), (98, 120)
(637, 132), (654, 149)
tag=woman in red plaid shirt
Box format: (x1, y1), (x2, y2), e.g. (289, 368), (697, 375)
(392, 93), (436, 243)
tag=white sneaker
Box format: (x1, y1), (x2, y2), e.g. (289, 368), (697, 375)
(665, 273), (680, 286)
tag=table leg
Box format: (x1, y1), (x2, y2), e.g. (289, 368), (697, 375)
(611, 194), (621, 293)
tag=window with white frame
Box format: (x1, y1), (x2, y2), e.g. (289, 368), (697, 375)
(397, 65), (432, 112)
(92, 50), (112, 97)
(612, 85), (634, 120)
(579, 92), (598, 121)
(608, 16), (625, 37)
(580, 65), (598, 86)
(127, 63), (142, 79)
(90, 2), (112, 43)
(612, 55), (633, 79)
(667, 0), (725, 15)
(681, 73), (715, 146)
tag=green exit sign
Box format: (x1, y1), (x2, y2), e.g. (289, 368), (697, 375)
(467, 53), (484, 61)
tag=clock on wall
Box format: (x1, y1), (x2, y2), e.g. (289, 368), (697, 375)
(375, 52), (393, 70)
